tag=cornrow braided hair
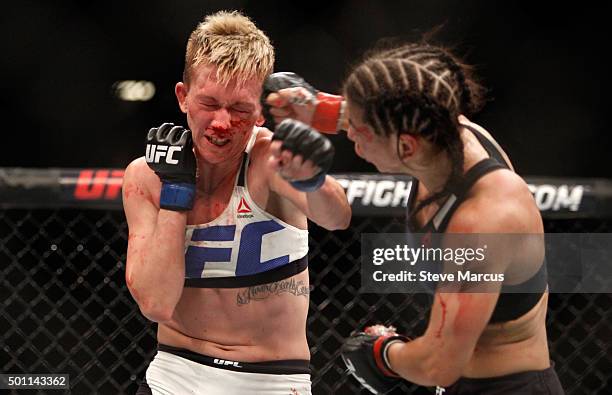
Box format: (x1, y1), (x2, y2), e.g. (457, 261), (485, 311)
(343, 43), (486, 218)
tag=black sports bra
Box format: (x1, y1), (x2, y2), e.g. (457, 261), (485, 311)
(407, 124), (547, 323)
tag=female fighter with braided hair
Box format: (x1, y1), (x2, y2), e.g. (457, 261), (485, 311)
(265, 43), (564, 394)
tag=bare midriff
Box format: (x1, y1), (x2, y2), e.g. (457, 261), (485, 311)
(463, 292), (551, 377)
(157, 269), (311, 362)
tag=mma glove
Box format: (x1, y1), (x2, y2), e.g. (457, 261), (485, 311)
(263, 72), (345, 133)
(341, 325), (410, 394)
(272, 119), (334, 192)
(145, 123), (196, 211)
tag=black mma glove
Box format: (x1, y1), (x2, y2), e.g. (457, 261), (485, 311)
(341, 325), (410, 394)
(263, 72), (344, 133)
(145, 123), (196, 211)
(263, 71), (318, 98)
(272, 119), (334, 192)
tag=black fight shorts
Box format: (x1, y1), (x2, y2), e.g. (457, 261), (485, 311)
(440, 365), (564, 395)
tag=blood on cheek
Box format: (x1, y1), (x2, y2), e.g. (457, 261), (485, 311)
(205, 118), (252, 138)
(230, 118), (254, 130)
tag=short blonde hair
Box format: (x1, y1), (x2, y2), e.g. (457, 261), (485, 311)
(183, 11), (275, 86)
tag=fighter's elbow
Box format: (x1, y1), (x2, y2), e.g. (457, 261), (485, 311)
(421, 359), (462, 388)
(427, 367), (461, 388)
(322, 208), (352, 230)
(138, 297), (175, 323)
(336, 210), (352, 230)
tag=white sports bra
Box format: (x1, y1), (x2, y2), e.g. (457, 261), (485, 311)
(183, 128), (309, 288)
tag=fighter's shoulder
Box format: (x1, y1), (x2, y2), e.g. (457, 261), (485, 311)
(123, 157), (160, 197)
(451, 170), (536, 233)
(249, 127), (274, 159)
(254, 126), (274, 143)
(125, 157), (152, 179)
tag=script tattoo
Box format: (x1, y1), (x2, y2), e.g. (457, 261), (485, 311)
(236, 278), (310, 305)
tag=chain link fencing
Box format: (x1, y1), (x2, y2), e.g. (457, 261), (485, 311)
(2, 209), (611, 394)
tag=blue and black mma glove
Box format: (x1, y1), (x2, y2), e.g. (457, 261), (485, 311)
(272, 119), (334, 192)
(341, 325), (410, 394)
(145, 123), (196, 211)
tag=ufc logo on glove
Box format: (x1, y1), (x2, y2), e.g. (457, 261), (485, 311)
(145, 144), (182, 165)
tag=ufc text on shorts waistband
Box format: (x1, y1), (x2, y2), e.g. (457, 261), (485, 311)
(157, 344), (311, 375)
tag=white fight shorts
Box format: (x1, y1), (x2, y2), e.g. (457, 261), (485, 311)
(139, 346), (312, 395)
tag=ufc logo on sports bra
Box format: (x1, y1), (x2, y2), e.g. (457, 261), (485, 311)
(145, 144), (182, 164)
(184, 220), (290, 277)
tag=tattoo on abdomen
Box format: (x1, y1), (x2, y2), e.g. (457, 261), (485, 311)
(236, 278), (310, 305)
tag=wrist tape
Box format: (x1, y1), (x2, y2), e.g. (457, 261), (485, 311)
(312, 93), (344, 133)
(289, 172), (327, 192)
(160, 182), (195, 211)
(373, 335), (410, 378)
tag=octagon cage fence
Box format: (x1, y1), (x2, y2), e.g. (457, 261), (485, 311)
(1, 168), (611, 394)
